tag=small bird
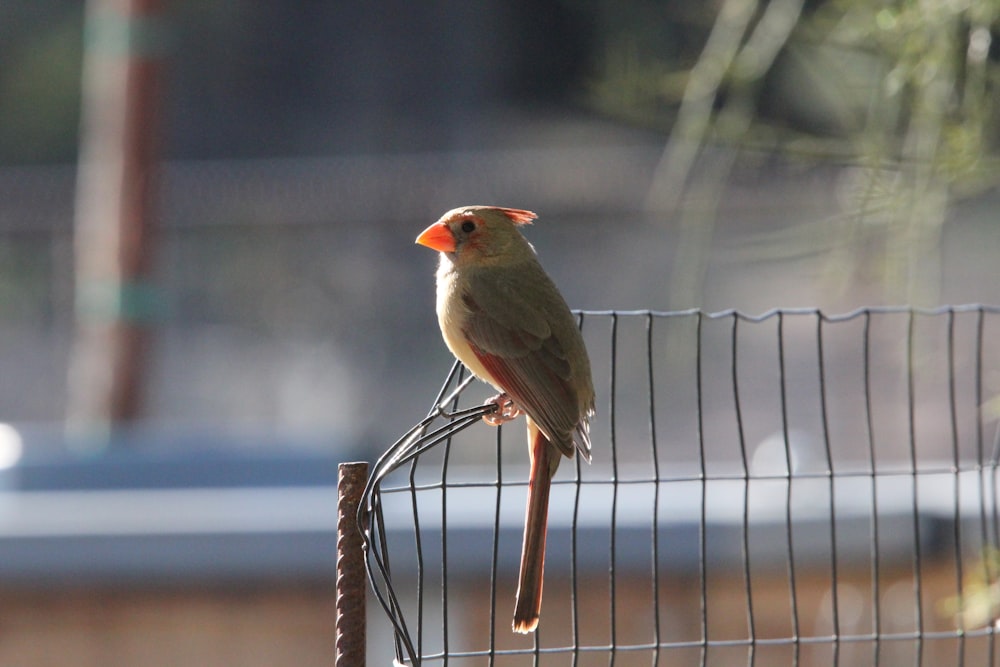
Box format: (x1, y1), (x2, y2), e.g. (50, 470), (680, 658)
(416, 206), (595, 634)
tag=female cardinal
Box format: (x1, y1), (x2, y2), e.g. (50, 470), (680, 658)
(416, 205), (595, 634)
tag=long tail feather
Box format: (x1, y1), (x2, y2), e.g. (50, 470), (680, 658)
(512, 425), (555, 633)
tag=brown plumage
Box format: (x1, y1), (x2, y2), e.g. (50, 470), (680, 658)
(416, 205), (595, 633)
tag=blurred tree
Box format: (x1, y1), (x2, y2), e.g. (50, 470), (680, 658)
(586, 0), (1000, 307)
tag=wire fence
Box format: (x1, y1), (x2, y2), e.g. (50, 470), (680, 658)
(361, 305), (1000, 666)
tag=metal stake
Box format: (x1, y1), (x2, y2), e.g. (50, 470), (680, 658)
(337, 461), (369, 667)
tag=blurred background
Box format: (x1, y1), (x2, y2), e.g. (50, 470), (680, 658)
(0, 0), (998, 665)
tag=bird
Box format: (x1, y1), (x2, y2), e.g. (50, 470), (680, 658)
(416, 205), (595, 634)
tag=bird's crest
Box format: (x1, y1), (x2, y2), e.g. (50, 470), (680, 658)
(493, 207), (537, 226)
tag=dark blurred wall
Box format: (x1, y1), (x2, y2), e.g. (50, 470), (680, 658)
(166, 1), (596, 157)
(0, 1), (602, 164)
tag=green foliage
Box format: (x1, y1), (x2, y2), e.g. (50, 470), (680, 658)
(940, 546), (1000, 630)
(816, 0), (999, 186)
(586, 0), (1000, 306)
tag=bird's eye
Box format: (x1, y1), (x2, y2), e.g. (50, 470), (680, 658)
(460, 219), (476, 233)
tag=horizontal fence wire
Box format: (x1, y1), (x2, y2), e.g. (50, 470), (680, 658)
(361, 305), (1000, 667)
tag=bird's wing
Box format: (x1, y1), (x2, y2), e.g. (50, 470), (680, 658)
(459, 266), (590, 459)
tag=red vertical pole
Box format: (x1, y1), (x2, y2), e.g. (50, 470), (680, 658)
(67, 0), (165, 437)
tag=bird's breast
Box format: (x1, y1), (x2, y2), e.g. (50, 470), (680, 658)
(435, 261), (499, 389)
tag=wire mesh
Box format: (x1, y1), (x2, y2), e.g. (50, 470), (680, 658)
(361, 305), (1000, 667)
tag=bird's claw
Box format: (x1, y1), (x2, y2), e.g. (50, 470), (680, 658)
(482, 393), (521, 426)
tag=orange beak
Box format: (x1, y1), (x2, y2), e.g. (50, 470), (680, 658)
(415, 221), (456, 253)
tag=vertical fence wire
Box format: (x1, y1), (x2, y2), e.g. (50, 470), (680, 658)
(732, 314), (757, 667)
(357, 305), (1000, 666)
(408, 441), (425, 661)
(948, 311), (967, 666)
(817, 316), (841, 667)
(608, 312), (620, 666)
(695, 310), (710, 667)
(647, 312), (663, 667)
(439, 375), (457, 667)
(571, 431), (584, 667)
(906, 311), (926, 667)
(976, 308), (996, 666)
(862, 310), (883, 667)
(487, 425), (503, 666)
(777, 312), (802, 666)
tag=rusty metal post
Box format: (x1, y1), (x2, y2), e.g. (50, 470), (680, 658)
(336, 461), (369, 667)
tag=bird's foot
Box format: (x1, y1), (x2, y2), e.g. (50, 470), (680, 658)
(482, 393), (521, 426)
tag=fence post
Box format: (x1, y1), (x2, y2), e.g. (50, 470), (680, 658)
(336, 461), (369, 667)
(68, 0), (166, 437)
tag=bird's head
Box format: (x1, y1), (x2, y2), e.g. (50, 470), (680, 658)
(416, 206), (537, 265)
